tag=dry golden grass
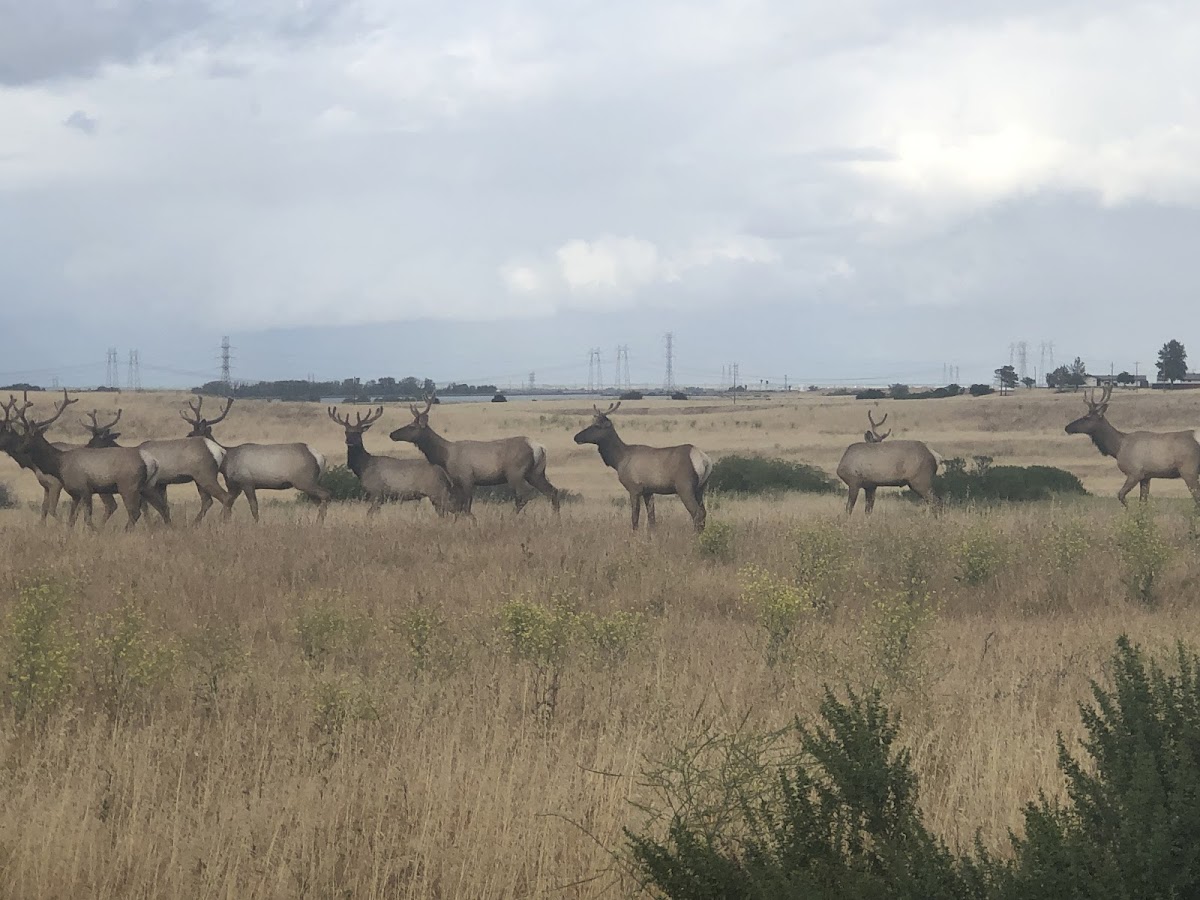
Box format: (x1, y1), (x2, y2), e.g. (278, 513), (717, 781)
(1, 388), (1200, 898)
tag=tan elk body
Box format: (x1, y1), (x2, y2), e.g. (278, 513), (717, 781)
(182, 397), (332, 521)
(388, 397), (560, 514)
(6, 393), (168, 530)
(83, 407), (230, 524)
(837, 411), (941, 514)
(328, 406), (454, 515)
(573, 401), (713, 532)
(1064, 384), (1200, 505)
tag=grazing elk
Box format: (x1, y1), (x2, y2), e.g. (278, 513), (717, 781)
(573, 401), (713, 532)
(1065, 383), (1200, 506)
(327, 406), (454, 516)
(181, 396), (332, 521)
(388, 396), (560, 514)
(84, 406), (230, 524)
(9, 393), (168, 530)
(837, 410), (941, 515)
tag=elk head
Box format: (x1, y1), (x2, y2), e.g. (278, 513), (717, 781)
(180, 396), (233, 439)
(388, 395), (434, 443)
(10, 390), (78, 447)
(1064, 383), (1113, 437)
(328, 405), (384, 446)
(82, 408), (122, 447)
(864, 410), (890, 443)
(574, 400), (621, 445)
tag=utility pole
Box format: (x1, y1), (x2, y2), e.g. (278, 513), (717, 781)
(731, 362), (739, 404)
(127, 349), (141, 392)
(106, 347), (119, 388)
(664, 332), (675, 390)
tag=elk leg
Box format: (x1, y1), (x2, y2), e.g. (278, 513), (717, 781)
(1139, 479), (1152, 503)
(310, 486), (332, 523)
(195, 488), (213, 524)
(120, 489), (143, 531)
(99, 493), (119, 524)
(677, 483), (707, 533)
(194, 474), (230, 524)
(243, 487), (261, 522)
(367, 494), (383, 518)
(864, 486), (878, 514)
(143, 485), (171, 524)
(1116, 475), (1140, 507)
(645, 494), (657, 530)
(41, 479), (62, 521)
(629, 490), (641, 530)
(222, 484), (242, 521)
(845, 485), (860, 515)
(66, 494), (83, 528)
(526, 471), (561, 514)
(508, 473), (532, 513)
(1181, 469), (1200, 507)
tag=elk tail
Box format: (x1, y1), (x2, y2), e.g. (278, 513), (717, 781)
(691, 447), (714, 486)
(528, 440), (548, 474)
(139, 450), (161, 488)
(930, 448), (945, 469)
(306, 445), (327, 476)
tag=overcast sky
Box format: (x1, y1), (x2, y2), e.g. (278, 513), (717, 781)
(2, 0), (1198, 389)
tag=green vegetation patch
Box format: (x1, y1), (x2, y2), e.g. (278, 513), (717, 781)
(931, 457), (1087, 504)
(709, 455), (839, 496)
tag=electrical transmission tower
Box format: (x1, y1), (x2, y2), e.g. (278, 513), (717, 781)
(127, 350), (141, 392)
(1017, 341), (1028, 381)
(664, 332), (675, 390)
(587, 348), (603, 392)
(220, 336), (233, 388)
(528, 371), (535, 391)
(614, 345), (631, 390)
(106, 347), (119, 388)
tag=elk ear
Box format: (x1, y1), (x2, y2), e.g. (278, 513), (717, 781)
(109, 432), (121, 442)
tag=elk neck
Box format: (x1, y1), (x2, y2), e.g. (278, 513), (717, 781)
(1089, 418), (1126, 459)
(593, 428), (631, 471)
(19, 433), (64, 479)
(345, 438), (371, 478)
(412, 426), (452, 468)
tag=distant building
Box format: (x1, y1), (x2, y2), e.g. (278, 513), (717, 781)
(1084, 374), (1149, 388)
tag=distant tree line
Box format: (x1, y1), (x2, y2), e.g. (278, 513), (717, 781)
(191, 376), (499, 402)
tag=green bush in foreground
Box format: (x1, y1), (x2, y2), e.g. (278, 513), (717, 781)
(628, 636), (1200, 900)
(709, 455), (839, 496)
(315, 464), (368, 502)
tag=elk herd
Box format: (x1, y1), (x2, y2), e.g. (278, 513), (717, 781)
(1, 386), (1198, 532)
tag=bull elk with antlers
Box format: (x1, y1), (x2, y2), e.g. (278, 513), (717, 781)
(5, 392), (168, 530)
(83, 405), (231, 524)
(328, 406), (454, 515)
(573, 401), (713, 532)
(180, 396), (332, 522)
(388, 396), (560, 514)
(837, 409), (941, 514)
(1065, 383), (1200, 506)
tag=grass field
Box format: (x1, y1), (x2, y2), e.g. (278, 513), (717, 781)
(1, 388), (1199, 898)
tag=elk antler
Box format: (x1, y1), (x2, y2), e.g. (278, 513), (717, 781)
(19, 389), (78, 433)
(358, 406), (384, 428)
(1084, 383), (1114, 412)
(328, 406), (353, 428)
(593, 400), (621, 417)
(867, 410), (888, 431)
(207, 397), (234, 426)
(82, 408), (122, 434)
(410, 395), (434, 418)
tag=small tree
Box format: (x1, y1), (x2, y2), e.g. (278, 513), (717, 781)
(995, 365), (1018, 395)
(889, 383), (911, 399)
(1116, 371), (1134, 385)
(1021, 376), (1036, 389)
(1068, 357), (1087, 387)
(1046, 365), (1071, 389)
(1157, 340), (1188, 383)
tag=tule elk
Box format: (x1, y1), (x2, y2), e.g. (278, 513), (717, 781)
(85, 405), (230, 524)
(1065, 383), (1200, 506)
(181, 396), (332, 522)
(388, 396), (560, 514)
(9, 393), (168, 530)
(573, 401), (713, 532)
(327, 406), (455, 516)
(837, 410), (941, 515)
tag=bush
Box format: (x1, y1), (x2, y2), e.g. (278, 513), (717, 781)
(1115, 504), (1170, 604)
(969, 383), (995, 396)
(472, 484), (583, 505)
(619, 390), (645, 400)
(5, 580), (78, 722)
(931, 460), (1086, 504)
(855, 388), (887, 400)
(626, 636), (1200, 900)
(0, 481), (15, 510)
(315, 464), (367, 502)
(739, 565), (815, 666)
(697, 520), (735, 562)
(709, 455), (839, 496)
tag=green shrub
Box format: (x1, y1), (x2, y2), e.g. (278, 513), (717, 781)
(956, 525), (1006, 585)
(392, 607), (456, 675)
(969, 383), (995, 396)
(932, 460), (1086, 504)
(472, 484), (583, 505)
(5, 580), (78, 721)
(579, 610), (647, 667)
(1115, 504), (1170, 604)
(296, 601), (370, 665)
(739, 565), (815, 667)
(709, 455), (839, 496)
(0, 481), (15, 510)
(311, 676), (379, 735)
(184, 620), (243, 712)
(863, 588), (938, 686)
(498, 595), (580, 719)
(697, 520), (735, 561)
(89, 603), (178, 717)
(313, 464), (367, 502)
(627, 636), (1200, 900)
(792, 521), (850, 613)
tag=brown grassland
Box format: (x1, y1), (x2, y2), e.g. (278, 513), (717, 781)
(2, 388), (1200, 898)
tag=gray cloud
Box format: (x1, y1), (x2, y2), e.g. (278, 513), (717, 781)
(1, 0), (1199, 387)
